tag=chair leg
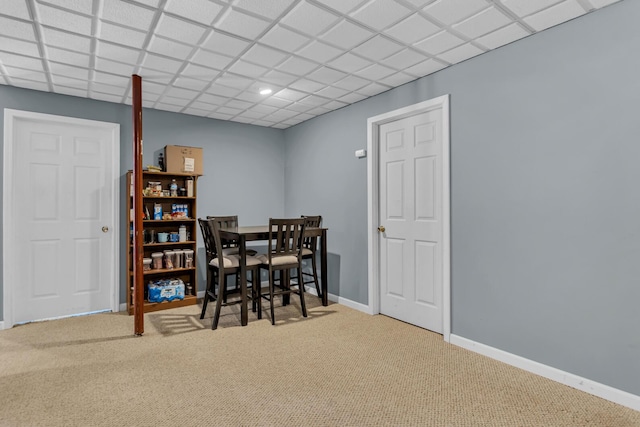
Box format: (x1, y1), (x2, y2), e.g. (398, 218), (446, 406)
(212, 275), (224, 330)
(311, 254), (322, 299)
(297, 266), (307, 318)
(269, 270), (276, 325)
(200, 267), (214, 319)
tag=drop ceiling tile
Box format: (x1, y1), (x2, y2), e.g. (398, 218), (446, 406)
(101, 1), (155, 29)
(94, 70), (130, 86)
(4, 66), (48, 83)
(289, 78), (325, 93)
(99, 22), (147, 49)
(274, 88), (308, 101)
(225, 98), (253, 110)
(383, 13), (440, 44)
(92, 82), (126, 97)
(306, 66), (347, 85)
(159, 95), (193, 107)
(380, 48), (426, 70)
(305, 105), (331, 116)
(295, 40), (343, 62)
(214, 72), (254, 89)
(327, 53), (372, 73)
(155, 14), (208, 45)
(165, 86), (199, 99)
(0, 52), (43, 70)
(215, 8), (271, 39)
(280, 1), (340, 36)
(147, 36), (194, 60)
(42, 0), (93, 14)
(227, 59), (268, 78)
(357, 81), (389, 96)
(524, 0), (586, 31)
(182, 63), (221, 80)
(351, 35), (404, 61)
(197, 92), (227, 105)
(231, 115), (255, 124)
(190, 49), (234, 69)
(403, 58), (447, 77)
(437, 42), (484, 64)
(36, 4), (92, 36)
(0, 15), (36, 41)
(201, 31), (250, 57)
(2, 1), (30, 19)
(260, 25), (312, 52)
(501, 0), (563, 17)
(276, 56), (318, 75)
(233, 0), (298, 20)
(190, 100), (217, 110)
(264, 108), (299, 121)
(403, 0), (436, 8)
(11, 77), (49, 91)
(138, 69), (174, 84)
(350, 0), (413, 31)
(142, 53), (184, 73)
(322, 100), (347, 110)
(164, 0), (224, 25)
(250, 104), (279, 115)
(239, 109), (268, 119)
(209, 112), (234, 120)
(252, 119), (278, 127)
(49, 62), (89, 80)
(141, 91), (160, 102)
(235, 91), (265, 103)
(422, 0), (488, 25)
(46, 46), (89, 67)
(94, 57), (135, 76)
(54, 85), (87, 97)
(42, 27), (91, 52)
(333, 74), (370, 91)
(286, 102), (315, 113)
(243, 44), (289, 68)
(452, 6), (512, 39)
(476, 23), (530, 49)
(378, 71), (415, 87)
(206, 84), (241, 98)
(319, 19), (375, 50)
(173, 77), (211, 91)
(96, 41), (141, 64)
(354, 63), (395, 80)
(51, 74), (88, 89)
(260, 70), (298, 86)
(338, 91), (368, 103)
(0, 36), (40, 57)
(142, 79), (166, 94)
(315, 85), (349, 98)
(155, 102), (184, 112)
(314, 0), (368, 14)
(262, 96), (293, 108)
(297, 94), (331, 107)
(216, 105), (243, 115)
(130, 0), (162, 9)
(92, 91), (124, 103)
(414, 31), (464, 55)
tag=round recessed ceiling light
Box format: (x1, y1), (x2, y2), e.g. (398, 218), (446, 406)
(259, 88), (273, 95)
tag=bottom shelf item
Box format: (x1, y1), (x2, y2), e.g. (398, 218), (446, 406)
(148, 278), (185, 302)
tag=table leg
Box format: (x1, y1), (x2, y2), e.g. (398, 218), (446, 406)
(321, 229), (328, 306)
(239, 235), (248, 326)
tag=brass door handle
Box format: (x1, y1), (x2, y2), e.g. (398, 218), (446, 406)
(377, 226), (385, 233)
(102, 226), (109, 233)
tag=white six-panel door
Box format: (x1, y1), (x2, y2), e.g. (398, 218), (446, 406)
(367, 96), (450, 337)
(3, 109), (119, 327)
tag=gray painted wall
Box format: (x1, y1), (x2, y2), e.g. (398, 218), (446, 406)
(0, 85), (285, 316)
(283, 0), (640, 396)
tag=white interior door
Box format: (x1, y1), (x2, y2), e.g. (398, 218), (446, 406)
(3, 109), (119, 327)
(367, 96), (450, 336)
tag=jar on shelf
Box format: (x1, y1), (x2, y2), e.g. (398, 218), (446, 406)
(170, 179), (178, 197)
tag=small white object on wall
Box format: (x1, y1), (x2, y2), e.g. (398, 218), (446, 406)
(355, 149), (367, 158)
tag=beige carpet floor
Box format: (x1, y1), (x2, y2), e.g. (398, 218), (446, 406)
(0, 297), (638, 427)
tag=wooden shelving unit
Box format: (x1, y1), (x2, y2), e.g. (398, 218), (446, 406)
(126, 170), (199, 315)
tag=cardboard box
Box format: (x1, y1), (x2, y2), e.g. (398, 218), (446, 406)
(164, 145), (203, 175)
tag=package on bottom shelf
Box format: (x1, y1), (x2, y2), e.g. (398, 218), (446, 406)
(148, 278), (185, 302)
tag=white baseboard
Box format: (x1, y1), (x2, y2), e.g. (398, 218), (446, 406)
(334, 294), (369, 312)
(0, 321), (4, 330)
(450, 334), (640, 412)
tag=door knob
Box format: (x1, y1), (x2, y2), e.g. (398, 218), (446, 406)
(102, 226), (109, 233)
(377, 226), (385, 233)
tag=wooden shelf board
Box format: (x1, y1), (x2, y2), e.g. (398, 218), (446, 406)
(127, 295), (198, 315)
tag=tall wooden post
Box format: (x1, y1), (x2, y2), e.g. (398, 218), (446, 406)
(132, 74), (144, 335)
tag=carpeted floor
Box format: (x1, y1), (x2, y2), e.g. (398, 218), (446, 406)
(0, 297), (638, 427)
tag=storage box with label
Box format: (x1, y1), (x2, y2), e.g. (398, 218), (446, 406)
(148, 278), (185, 303)
(164, 145), (203, 175)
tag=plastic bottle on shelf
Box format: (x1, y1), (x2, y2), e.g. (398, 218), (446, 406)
(158, 152), (164, 171)
(170, 179), (178, 197)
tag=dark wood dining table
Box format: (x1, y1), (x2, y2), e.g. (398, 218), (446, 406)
(218, 225), (328, 326)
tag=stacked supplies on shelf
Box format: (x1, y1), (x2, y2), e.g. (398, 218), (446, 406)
(148, 278), (185, 302)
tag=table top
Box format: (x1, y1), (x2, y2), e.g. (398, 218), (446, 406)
(219, 225), (325, 241)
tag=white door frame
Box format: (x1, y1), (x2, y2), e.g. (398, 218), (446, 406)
(366, 95), (451, 342)
(2, 108), (120, 329)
